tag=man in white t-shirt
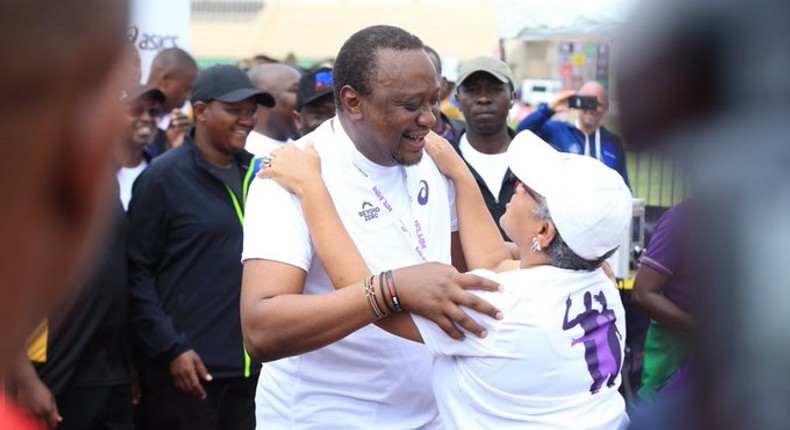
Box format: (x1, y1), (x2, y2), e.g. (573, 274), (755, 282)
(116, 85), (165, 211)
(241, 25), (501, 429)
(245, 63), (301, 157)
(452, 56), (518, 240)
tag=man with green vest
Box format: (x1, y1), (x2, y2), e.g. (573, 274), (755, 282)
(127, 65), (273, 430)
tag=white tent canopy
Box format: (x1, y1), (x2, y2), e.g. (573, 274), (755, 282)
(497, 0), (636, 41)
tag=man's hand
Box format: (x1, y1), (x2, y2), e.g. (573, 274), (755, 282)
(15, 369), (62, 429)
(548, 90), (576, 113)
(165, 109), (191, 149)
(392, 262), (503, 340)
(169, 349), (212, 400)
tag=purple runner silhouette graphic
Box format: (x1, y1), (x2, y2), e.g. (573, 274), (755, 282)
(562, 291), (623, 394)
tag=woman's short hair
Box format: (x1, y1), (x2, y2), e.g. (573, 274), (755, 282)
(533, 197), (617, 271)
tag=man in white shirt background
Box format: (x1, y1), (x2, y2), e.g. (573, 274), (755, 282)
(116, 85), (165, 211)
(452, 56), (519, 240)
(245, 63), (301, 157)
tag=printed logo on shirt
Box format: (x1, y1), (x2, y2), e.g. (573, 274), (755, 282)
(417, 180), (429, 205)
(569, 142), (582, 154)
(358, 201), (380, 221)
(562, 291), (623, 395)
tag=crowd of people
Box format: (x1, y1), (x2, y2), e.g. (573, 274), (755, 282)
(1, 3), (696, 429)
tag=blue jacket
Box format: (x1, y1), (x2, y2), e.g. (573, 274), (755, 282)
(517, 104), (630, 188)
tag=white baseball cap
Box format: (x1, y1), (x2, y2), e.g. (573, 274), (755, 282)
(506, 131), (633, 260)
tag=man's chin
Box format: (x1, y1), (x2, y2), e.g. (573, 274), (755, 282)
(395, 150), (423, 166)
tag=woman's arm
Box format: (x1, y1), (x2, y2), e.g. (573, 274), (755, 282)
(257, 143), (501, 343)
(423, 132), (512, 271)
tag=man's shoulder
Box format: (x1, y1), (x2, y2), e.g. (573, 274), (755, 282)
(147, 142), (191, 169)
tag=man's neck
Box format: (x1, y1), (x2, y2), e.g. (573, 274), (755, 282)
(193, 133), (234, 168)
(338, 114), (396, 167)
(464, 128), (512, 154)
(254, 122), (288, 142)
(577, 122), (599, 136)
(117, 143), (145, 168)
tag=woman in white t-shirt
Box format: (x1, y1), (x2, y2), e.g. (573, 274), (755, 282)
(260, 130), (632, 429)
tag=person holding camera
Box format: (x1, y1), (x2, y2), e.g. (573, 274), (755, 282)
(516, 81), (630, 188)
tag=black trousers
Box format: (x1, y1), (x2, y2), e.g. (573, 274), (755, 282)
(134, 376), (257, 430)
(56, 383), (133, 430)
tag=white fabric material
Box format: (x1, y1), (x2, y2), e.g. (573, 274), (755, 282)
(245, 130), (288, 158)
(117, 161), (148, 211)
(458, 133), (510, 201)
(507, 131), (632, 260)
(242, 118), (457, 429)
(413, 267), (629, 430)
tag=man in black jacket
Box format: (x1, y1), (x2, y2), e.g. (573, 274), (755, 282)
(127, 65), (274, 430)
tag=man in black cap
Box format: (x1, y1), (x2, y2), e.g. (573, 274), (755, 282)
(127, 64), (274, 430)
(293, 66), (336, 136)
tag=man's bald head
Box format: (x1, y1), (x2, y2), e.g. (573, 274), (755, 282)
(248, 64), (301, 141)
(147, 48), (198, 110)
(578, 81), (609, 107)
(0, 0), (129, 369)
(248, 63), (301, 92)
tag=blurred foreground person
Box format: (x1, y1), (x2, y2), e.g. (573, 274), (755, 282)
(0, 0), (130, 428)
(617, 0), (790, 429)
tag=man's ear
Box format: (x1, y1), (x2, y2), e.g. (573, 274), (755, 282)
(339, 85), (363, 121)
(193, 102), (209, 123)
(292, 110), (303, 129)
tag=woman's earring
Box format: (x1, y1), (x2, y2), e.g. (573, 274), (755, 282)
(531, 237), (542, 252)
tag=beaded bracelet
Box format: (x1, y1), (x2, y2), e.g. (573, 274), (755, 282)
(383, 270), (403, 312)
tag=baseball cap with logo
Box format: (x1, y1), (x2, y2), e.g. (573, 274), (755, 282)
(296, 67), (334, 111)
(456, 56), (515, 88)
(190, 64), (275, 107)
(506, 131), (633, 260)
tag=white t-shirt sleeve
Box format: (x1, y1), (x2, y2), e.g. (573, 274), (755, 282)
(242, 176), (313, 271)
(412, 270), (507, 357)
